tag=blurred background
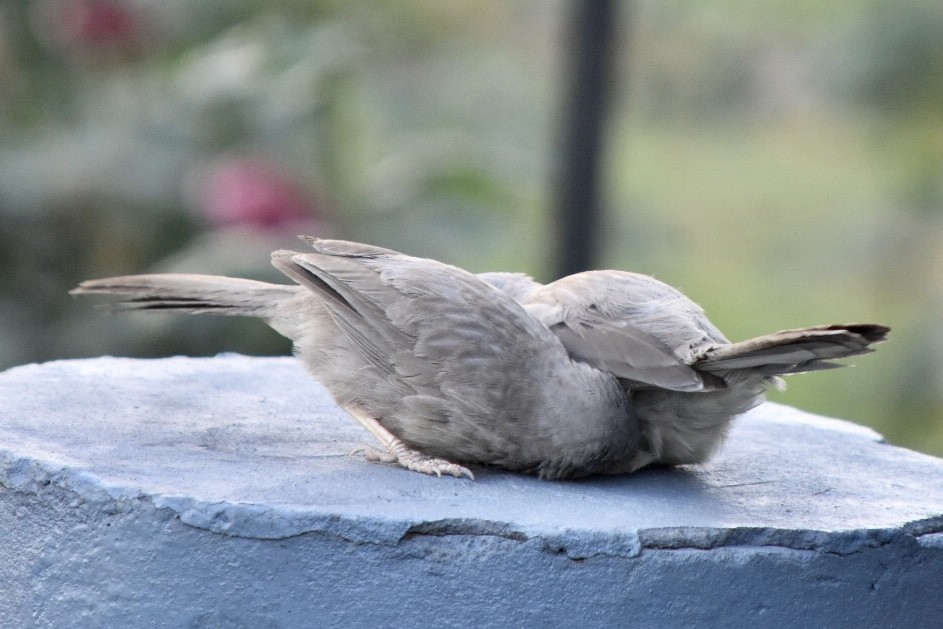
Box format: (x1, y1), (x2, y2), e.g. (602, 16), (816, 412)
(1, 0), (941, 456)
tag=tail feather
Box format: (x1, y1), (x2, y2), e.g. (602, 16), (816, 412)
(70, 274), (298, 318)
(697, 324), (890, 375)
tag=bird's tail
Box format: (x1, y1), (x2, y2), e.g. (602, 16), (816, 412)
(70, 274), (299, 319)
(695, 324), (890, 376)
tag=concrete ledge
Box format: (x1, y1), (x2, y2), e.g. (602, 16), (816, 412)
(1, 355), (941, 627)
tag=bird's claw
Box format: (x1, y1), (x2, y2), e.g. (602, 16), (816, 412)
(353, 440), (474, 480)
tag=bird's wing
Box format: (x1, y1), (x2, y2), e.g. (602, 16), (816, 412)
(271, 239), (568, 457)
(528, 305), (706, 392)
(520, 271), (721, 392)
(479, 271), (707, 390)
(272, 247), (411, 395)
(297, 236), (403, 258)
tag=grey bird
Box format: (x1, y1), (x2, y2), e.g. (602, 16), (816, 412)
(72, 237), (889, 480)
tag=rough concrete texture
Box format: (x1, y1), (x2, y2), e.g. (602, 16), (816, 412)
(0, 355), (941, 628)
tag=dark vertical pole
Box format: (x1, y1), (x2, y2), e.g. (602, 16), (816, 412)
(554, 0), (620, 279)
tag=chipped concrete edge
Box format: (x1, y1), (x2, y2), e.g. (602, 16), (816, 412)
(4, 448), (941, 561)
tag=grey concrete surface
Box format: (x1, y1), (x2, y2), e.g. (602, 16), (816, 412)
(0, 355), (941, 628)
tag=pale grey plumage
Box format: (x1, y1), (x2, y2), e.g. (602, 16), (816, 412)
(74, 238), (635, 479)
(72, 237), (889, 479)
(495, 271), (888, 469)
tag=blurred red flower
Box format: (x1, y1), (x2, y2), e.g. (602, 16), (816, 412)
(33, 0), (146, 61)
(190, 156), (321, 229)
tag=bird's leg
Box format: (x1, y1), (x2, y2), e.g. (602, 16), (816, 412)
(345, 408), (475, 480)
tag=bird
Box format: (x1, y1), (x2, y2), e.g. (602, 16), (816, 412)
(72, 237), (889, 480)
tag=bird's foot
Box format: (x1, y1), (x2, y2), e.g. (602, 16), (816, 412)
(344, 407), (474, 480)
(353, 441), (474, 480)
(385, 438), (475, 479)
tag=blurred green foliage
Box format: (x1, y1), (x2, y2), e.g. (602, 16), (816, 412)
(1, 0), (941, 456)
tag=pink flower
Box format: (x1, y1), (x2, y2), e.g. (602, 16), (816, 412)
(34, 0), (146, 61)
(191, 156), (320, 229)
